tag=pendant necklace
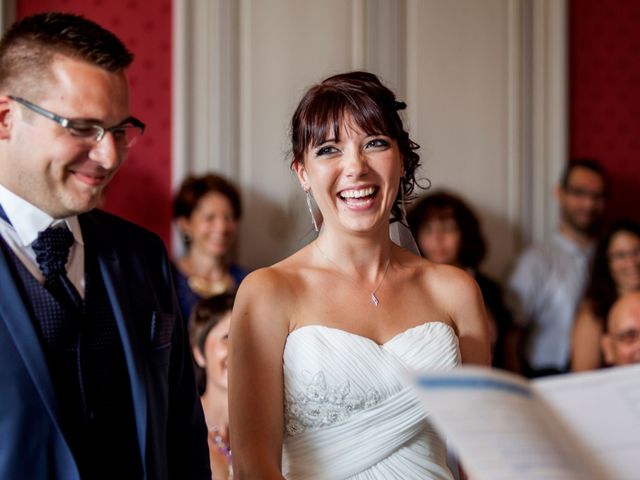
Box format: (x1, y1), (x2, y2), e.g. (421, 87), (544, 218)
(314, 242), (391, 306)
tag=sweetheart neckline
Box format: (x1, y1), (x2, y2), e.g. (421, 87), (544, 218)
(286, 321), (455, 348)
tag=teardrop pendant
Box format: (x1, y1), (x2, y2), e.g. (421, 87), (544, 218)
(371, 292), (379, 306)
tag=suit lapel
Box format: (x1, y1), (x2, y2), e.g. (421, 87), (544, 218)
(79, 213), (148, 472)
(0, 242), (61, 430)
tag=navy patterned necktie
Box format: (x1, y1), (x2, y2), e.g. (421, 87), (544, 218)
(32, 226), (83, 313)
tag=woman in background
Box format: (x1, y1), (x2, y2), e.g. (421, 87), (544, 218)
(408, 190), (515, 369)
(189, 293), (235, 479)
(173, 174), (247, 321)
(571, 219), (640, 371)
(229, 71), (490, 479)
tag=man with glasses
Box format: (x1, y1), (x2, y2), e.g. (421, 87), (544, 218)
(602, 292), (640, 367)
(0, 12), (209, 479)
(508, 159), (608, 377)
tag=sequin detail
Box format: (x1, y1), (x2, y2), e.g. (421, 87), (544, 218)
(285, 371), (382, 436)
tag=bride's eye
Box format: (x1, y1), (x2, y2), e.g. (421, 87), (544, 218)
(366, 138), (390, 149)
(315, 145), (339, 156)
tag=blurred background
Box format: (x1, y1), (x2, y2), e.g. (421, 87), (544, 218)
(3, 0), (639, 282)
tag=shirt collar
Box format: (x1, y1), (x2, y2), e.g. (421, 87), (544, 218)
(0, 183), (84, 247)
(553, 230), (594, 257)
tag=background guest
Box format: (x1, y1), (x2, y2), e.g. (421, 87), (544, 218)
(601, 291), (640, 367)
(173, 173), (247, 321)
(571, 219), (640, 371)
(189, 293), (235, 480)
(408, 190), (515, 369)
(508, 159), (607, 377)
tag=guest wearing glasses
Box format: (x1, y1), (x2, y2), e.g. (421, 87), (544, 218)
(0, 12), (209, 479)
(571, 220), (640, 371)
(508, 159), (608, 376)
(601, 291), (640, 367)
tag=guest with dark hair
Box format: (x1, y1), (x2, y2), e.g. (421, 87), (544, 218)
(173, 173), (247, 321)
(408, 190), (515, 369)
(189, 293), (235, 480)
(571, 219), (640, 371)
(508, 158), (608, 377)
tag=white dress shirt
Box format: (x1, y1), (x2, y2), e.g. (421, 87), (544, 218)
(508, 232), (593, 370)
(0, 184), (85, 298)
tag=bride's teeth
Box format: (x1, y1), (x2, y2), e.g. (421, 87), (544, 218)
(341, 187), (375, 199)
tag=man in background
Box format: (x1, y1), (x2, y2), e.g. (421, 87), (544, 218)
(602, 292), (640, 366)
(508, 159), (608, 377)
(0, 12), (209, 478)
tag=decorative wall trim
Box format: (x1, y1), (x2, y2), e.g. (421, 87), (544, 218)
(172, 0), (239, 185)
(530, 0), (567, 246)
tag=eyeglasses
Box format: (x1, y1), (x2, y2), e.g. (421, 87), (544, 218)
(563, 185), (605, 202)
(9, 95), (145, 149)
(610, 329), (640, 345)
(608, 247), (640, 263)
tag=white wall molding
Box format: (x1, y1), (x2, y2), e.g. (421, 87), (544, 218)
(172, 0), (239, 184)
(529, 0), (567, 246)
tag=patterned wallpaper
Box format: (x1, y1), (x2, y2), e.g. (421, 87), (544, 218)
(17, 0), (173, 246)
(570, 0), (640, 222)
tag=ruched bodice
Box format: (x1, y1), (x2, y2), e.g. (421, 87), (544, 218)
(282, 322), (461, 480)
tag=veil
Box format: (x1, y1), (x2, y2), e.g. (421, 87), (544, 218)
(389, 220), (421, 256)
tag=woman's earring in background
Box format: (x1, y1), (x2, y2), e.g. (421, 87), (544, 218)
(305, 189), (319, 232)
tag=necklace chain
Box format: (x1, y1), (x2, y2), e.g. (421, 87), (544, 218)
(314, 242), (391, 306)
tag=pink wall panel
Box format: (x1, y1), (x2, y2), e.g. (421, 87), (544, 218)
(570, 0), (640, 223)
(17, 0), (173, 247)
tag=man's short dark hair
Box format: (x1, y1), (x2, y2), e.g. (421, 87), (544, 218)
(0, 12), (133, 97)
(560, 158), (609, 193)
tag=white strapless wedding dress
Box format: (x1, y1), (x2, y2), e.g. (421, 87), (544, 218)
(282, 321), (460, 480)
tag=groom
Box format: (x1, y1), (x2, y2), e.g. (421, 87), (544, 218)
(0, 12), (209, 479)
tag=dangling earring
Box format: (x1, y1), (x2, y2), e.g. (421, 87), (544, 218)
(399, 179), (408, 224)
(305, 189), (319, 232)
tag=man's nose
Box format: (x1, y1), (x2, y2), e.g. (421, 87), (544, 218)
(89, 132), (124, 170)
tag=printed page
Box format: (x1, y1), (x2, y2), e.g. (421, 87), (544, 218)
(410, 367), (609, 480)
(535, 364), (640, 480)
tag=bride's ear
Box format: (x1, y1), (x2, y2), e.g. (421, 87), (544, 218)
(293, 160), (309, 190)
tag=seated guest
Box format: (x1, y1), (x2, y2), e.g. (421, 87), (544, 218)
(601, 291), (640, 366)
(571, 220), (640, 371)
(408, 190), (515, 369)
(173, 174), (248, 321)
(189, 293), (235, 479)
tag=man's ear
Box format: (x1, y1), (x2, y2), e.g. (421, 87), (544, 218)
(554, 184), (563, 203)
(601, 334), (615, 365)
(293, 160), (308, 190)
(0, 96), (14, 140)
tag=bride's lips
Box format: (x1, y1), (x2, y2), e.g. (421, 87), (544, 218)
(337, 185), (379, 209)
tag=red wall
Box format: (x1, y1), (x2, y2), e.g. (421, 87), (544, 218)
(570, 0), (640, 222)
(17, 0), (173, 247)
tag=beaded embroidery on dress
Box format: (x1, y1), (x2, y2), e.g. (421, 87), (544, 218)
(282, 322), (461, 480)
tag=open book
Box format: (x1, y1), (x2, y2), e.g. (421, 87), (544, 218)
(410, 364), (640, 480)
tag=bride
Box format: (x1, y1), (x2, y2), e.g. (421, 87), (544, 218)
(229, 71), (490, 479)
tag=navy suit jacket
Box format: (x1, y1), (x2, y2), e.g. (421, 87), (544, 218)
(0, 209), (210, 479)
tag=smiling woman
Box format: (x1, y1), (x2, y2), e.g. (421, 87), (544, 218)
(172, 173), (248, 322)
(228, 71), (491, 480)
